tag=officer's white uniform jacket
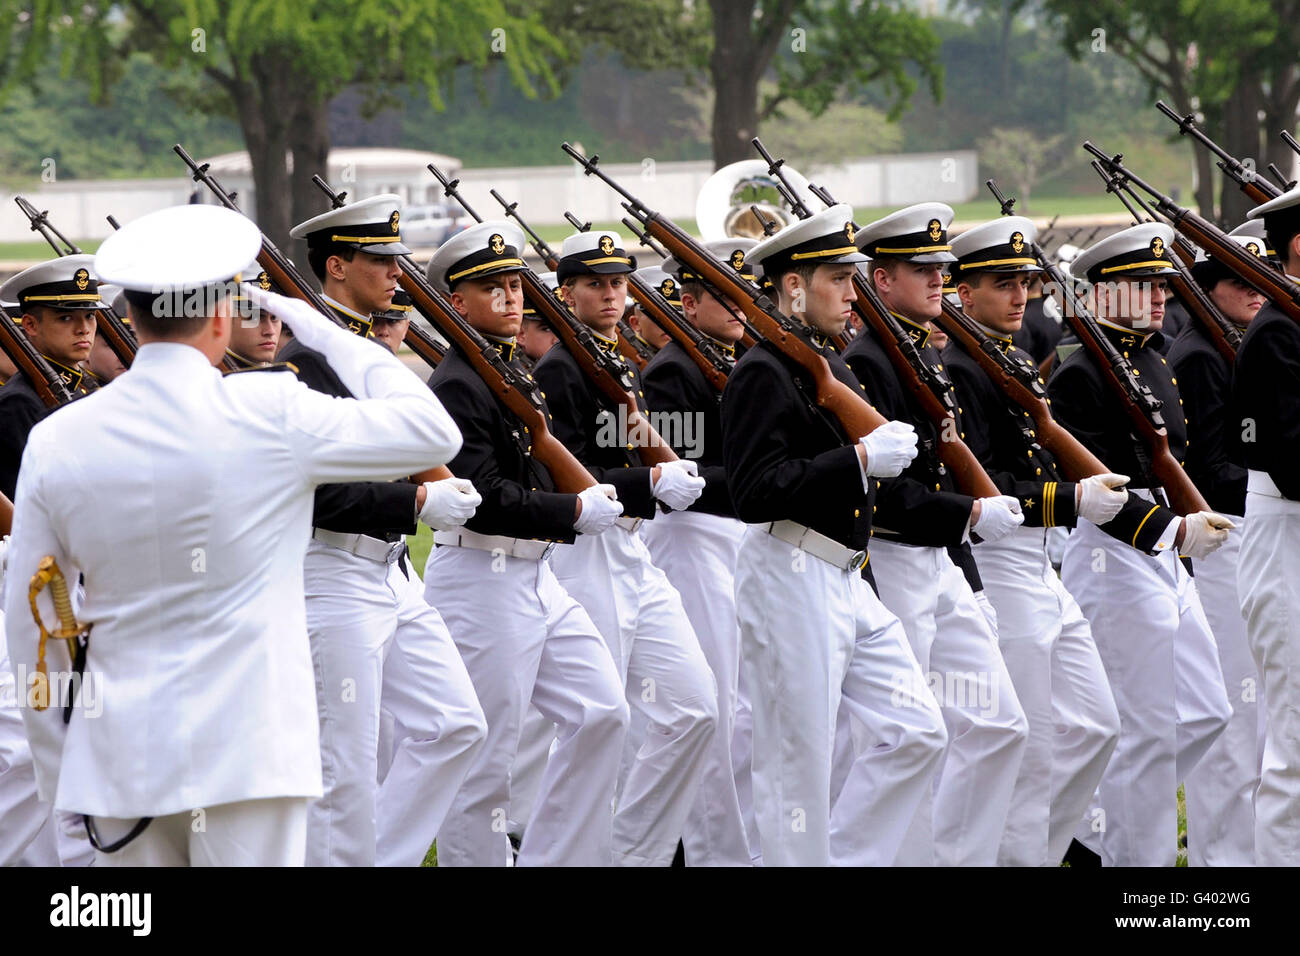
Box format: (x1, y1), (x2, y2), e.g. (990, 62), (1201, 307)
(3, 324), (462, 819)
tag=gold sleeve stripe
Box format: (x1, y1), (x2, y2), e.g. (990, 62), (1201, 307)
(1043, 482), (1055, 528)
(1131, 505), (1161, 548)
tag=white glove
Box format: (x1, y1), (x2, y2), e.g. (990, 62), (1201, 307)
(1075, 472), (1130, 525)
(652, 459), (706, 511)
(858, 420), (919, 478)
(243, 285), (406, 399)
(1179, 511), (1236, 559)
(971, 495), (1025, 542)
(419, 478), (482, 531)
(574, 483), (624, 535)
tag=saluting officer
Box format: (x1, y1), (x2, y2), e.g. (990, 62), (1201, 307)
(722, 204), (947, 867)
(533, 229), (719, 866)
(1170, 236), (1265, 866)
(1231, 185), (1300, 866)
(847, 203), (1029, 867)
(1048, 222), (1233, 866)
(3, 204), (465, 866)
(638, 237), (756, 866)
(284, 195), (488, 867)
(0, 256), (102, 499)
(422, 222), (630, 866)
(945, 216), (1123, 867)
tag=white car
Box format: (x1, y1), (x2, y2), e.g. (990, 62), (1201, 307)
(401, 203), (473, 247)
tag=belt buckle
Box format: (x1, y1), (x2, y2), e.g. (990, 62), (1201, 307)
(847, 550), (867, 572)
(385, 541), (404, 564)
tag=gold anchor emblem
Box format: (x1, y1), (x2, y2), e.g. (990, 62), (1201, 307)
(844, 222), (856, 244)
(1010, 232), (1024, 254)
(74, 268), (89, 291)
(730, 249), (746, 271)
(598, 235), (615, 256)
(1151, 236), (1165, 258)
(258, 271), (271, 290)
(489, 233), (505, 255)
(1246, 241), (1261, 257)
(389, 210), (400, 233)
(928, 219), (943, 242)
(660, 278), (676, 297)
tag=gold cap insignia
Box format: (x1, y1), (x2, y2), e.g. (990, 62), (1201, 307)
(928, 219), (943, 242)
(598, 235), (615, 256)
(1246, 241), (1261, 257)
(489, 233), (505, 255)
(74, 268), (89, 291)
(659, 278), (676, 297)
(1010, 231), (1024, 254)
(258, 271), (271, 290)
(1151, 236), (1165, 258)
(389, 210), (400, 233)
(844, 222), (856, 244)
(730, 249), (746, 271)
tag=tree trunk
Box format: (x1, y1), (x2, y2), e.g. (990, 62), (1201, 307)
(1221, 80), (1264, 227)
(1262, 63), (1300, 191)
(289, 95), (332, 279)
(1191, 141), (1216, 223)
(709, 0), (762, 168)
(240, 53), (295, 256)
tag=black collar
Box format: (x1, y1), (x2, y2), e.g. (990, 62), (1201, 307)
(890, 311), (931, 348)
(1096, 319), (1161, 352)
(44, 356), (86, 392)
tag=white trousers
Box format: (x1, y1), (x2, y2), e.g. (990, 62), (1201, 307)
(866, 539), (1029, 866)
(1185, 514), (1259, 866)
(1238, 491), (1300, 865)
(550, 525), (718, 866)
(1062, 518), (1231, 866)
(642, 510), (751, 866)
(736, 528), (946, 866)
(975, 527), (1120, 866)
(426, 545), (629, 867)
(92, 796), (309, 866)
(304, 545), (487, 866)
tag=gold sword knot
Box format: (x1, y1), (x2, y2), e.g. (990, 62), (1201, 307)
(27, 556), (90, 712)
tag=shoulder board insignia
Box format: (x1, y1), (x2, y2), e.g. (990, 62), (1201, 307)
(224, 361), (299, 376)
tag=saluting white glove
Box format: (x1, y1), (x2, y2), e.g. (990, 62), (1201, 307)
(971, 494), (1025, 542)
(652, 459), (706, 511)
(1075, 472), (1130, 525)
(574, 483), (624, 535)
(419, 478), (482, 531)
(858, 420), (919, 478)
(1179, 511), (1236, 559)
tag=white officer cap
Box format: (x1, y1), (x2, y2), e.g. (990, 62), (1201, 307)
(94, 205), (261, 296)
(950, 216), (1041, 277)
(425, 221), (526, 293)
(662, 237), (759, 285)
(1190, 233), (1267, 289)
(290, 194), (410, 256)
(854, 202), (957, 264)
(0, 253), (104, 312)
(1228, 218), (1276, 259)
(635, 265), (682, 308)
(555, 230), (637, 283)
(750, 204), (868, 278)
(1072, 222), (1178, 284)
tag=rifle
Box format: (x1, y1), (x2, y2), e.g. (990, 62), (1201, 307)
(561, 141), (891, 441)
(0, 304), (75, 407)
(428, 166), (678, 467)
(749, 137), (1000, 498)
(1155, 101), (1280, 207)
(1089, 159), (1242, 362)
(310, 176), (593, 493)
(987, 178), (1208, 514)
(1085, 144), (1300, 325)
(14, 196), (138, 369)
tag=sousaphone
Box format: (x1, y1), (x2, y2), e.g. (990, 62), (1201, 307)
(696, 159), (819, 241)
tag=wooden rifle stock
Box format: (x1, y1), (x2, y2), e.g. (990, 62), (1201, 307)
(0, 307), (73, 407)
(615, 319), (652, 369)
(933, 300), (1109, 481)
(849, 277), (1000, 497)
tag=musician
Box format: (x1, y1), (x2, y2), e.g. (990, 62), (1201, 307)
(422, 222), (630, 866)
(944, 216), (1123, 866)
(1047, 222), (1233, 866)
(533, 229), (718, 866)
(0, 256), (102, 499)
(1231, 185), (1300, 866)
(721, 204), (946, 866)
(847, 203), (1029, 866)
